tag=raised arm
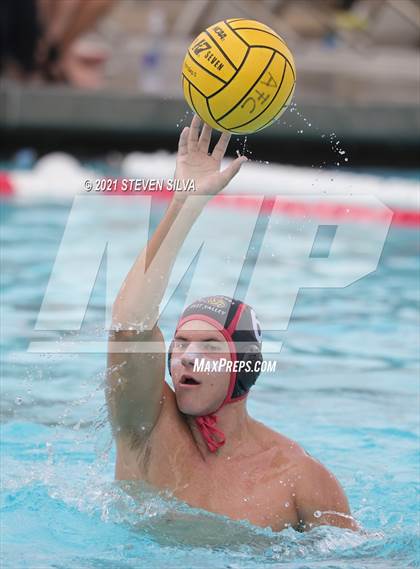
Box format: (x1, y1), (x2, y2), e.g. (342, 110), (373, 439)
(106, 116), (247, 443)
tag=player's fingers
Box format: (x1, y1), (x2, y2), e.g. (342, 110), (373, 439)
(178, 126), (189, 156)
(188, 114), (202, 151)
(212, 131), (231, 161)
(198, 122), (212, 153)
(219, 155), (247, 187)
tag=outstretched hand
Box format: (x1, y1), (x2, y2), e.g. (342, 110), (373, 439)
(174, 115), (247, 202)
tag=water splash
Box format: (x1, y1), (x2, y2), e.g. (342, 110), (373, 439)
(176, 108), (192, 129)
(285, 103), (351, 168)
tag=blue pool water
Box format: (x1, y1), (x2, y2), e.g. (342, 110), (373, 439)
(1, 184), (419, 568)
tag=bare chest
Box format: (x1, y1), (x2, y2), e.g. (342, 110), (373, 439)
(137, 442), (299, 531)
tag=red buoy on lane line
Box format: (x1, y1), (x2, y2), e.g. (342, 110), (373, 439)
(0, 172), (14, 196)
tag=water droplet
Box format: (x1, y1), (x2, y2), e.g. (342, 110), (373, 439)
(284, 501), (290, 508)
(344, 157), (349, 162)
(15, 397), (23, 405)
(314, 510), (322, 518)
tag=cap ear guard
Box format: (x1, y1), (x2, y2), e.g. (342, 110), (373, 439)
(231, 345), (263, 399)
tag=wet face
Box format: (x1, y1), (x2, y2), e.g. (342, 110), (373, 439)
(170, 320), (232, 416)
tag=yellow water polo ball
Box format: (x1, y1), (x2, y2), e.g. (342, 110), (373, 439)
(182, 18), (296, 134)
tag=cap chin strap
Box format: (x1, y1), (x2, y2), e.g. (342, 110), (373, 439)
(193, 391), (249, 453)
(195, 415), (225, 453)
(177, 304), (247, 453)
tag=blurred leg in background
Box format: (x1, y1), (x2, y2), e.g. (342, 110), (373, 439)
(37, 0), (116, 88)
(0, 0), (41, 80)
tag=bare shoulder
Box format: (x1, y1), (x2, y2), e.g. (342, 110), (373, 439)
(293, 451), (344, 497)
(253, 422), (357, 529)
(292, 451), (359, 531)
(252, 420), (309, 466)
(255, 422), (339, 486)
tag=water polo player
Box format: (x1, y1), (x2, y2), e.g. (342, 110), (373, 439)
(106, 115), (358, 532)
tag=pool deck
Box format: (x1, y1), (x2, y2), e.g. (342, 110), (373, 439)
(1, 79), (419, 143)
(1, 43), (419, 165)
